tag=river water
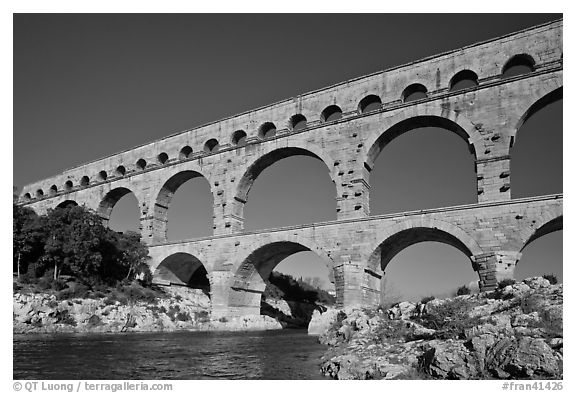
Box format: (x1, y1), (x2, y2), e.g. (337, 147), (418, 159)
(13, 330), (330, 380)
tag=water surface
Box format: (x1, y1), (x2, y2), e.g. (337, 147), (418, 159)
(14, 329), (330, 380)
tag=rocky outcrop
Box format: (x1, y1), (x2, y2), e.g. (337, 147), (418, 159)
(318, 277), (563, 380)
(13, 286), (283, 334)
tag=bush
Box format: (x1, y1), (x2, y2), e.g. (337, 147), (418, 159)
(497, 278), (516, 290)
(456, 285), (471, 296)
(417, 297), (482, 339)
(218, 317), (228, 323)
(543, 274), (558, 285)
(420, 296), (435, 304)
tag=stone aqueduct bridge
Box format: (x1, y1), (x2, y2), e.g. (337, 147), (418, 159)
(19, 20), (563, 318)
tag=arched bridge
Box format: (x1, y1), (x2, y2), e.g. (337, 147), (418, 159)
(18, 20), (563, 318)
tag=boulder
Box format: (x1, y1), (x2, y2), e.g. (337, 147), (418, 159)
(308, 308), (339, 335)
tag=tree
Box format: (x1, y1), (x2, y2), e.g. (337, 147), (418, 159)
(13, 204), (44, 277)
(36, 205), (151, 285)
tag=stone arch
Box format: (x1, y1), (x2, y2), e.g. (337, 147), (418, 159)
(98, 187), (140, 227)
(289, 114), (307, 131)
(502, 53), (536, 77)
(231, 130), (247, 146)
(98, 171), (108, 181)
(232, 145), (336, 224)
(364, 111), (479, 172)
(49, 185), (58, 196)
(136, 159), (147, 170)
(35, 189), (44, 198)
(153, 252), (210, 291)
(204, 138), (219, 153)
(57, 200), (78, 209)
(402, 83), (428, 102)
(367, 217), (483, 274)
(65, 180), (73, 190)
(449, 70), (479, 91)
(358, 94), (382, 114)
(227, 239), (335, 315)
(153, 170), (212, 242)
(520, 213), (563, 253)
(321, 105), (343, 122)
(258, 122), (277, 139)
(512, 86), (562, 143)
(115, 165), (126, 176)
(179, 146), (193, 160)
(157, 152), (169, 165)
(22, 192), (31, 201)
(80, 176), (90, 186)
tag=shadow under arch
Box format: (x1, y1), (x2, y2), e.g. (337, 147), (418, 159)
(153, 252), (210, 293)
(364, 114), (478, 172)
(227, 240), (334, 317)
(153, 170), (213, 242)
(56, 200), (78, 209)
(232, 146), (336, 227)
(98, 187), (140, 227)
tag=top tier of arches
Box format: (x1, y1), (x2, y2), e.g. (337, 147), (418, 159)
(19, 21), (562, 203)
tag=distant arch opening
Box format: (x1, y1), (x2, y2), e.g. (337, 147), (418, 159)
(502, 54), (535, 78)
(230, 241), (335, 327)
(367, 116), (476, 214)
(369, 227), (479, 304)
(154, 170), (213, 242)
(180, 146), (193, 160)
(153, 253), (210, 293)
(115, 166), (126, 177)
(57, 200), (78, 209)
(136, 159), (147, 171)
(511, 87), (562, 198)
(23, 193), (31, 200)
(98, 171), (108, 181)
(236, 147), (336, 230)
(258, 122), (277, 139)
(321, 105), (343, 122)
(49, 185), (58, 196)
(36, 189), (44, 198)
(289, 114), (307, 131)
(449, 70), (479, 91)
(358, 94), (382, 114)
(157, 152), (169, 165)
(231, 130), (247, 146)
(65, 180), (73, 191)
(402, 83), (428, 103)
(99, 187), (140, 234)
(516, 216), (562, 282)
(80, 176), (90, 186)
(204, 139), (219, 153)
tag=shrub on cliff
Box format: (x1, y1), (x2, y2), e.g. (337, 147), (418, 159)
(455, 285), (471, 296)
(543, 274), (558, 285)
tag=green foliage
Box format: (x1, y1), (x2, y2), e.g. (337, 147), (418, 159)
(372, 319), (408, 343)
(14, 204), (152, 287)
(420, 296), (435, 304)
(417, 297), (482, 339)
(13, 204), (45, 275)
(543, 274), (558, 285)
(456, 285), (471, 296)
(497, 278), (516, 290)
(263, 271), (335, 305)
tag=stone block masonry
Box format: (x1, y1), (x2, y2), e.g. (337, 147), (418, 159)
(19, 20), (563, 318)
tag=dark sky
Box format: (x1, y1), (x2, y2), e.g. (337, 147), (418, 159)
(13, 14), (563, 299)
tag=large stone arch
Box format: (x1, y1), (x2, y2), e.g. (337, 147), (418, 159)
(56, 200), (78, 209)
(152, 169), (213, 242)
(363, 109), (481, 172)
(367, 217), (483, 274)
(520, 213), (563, 254)
(226, 239), (335, 316)
(97, 187), (140, 227)
(232, 144), (336, 225)
(152, 252), (210, 291)
(512, 83), (563, 142)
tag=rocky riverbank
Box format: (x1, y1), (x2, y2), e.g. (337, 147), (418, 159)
(13, 285), (282, 334)
(312, 277), (563, 380)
